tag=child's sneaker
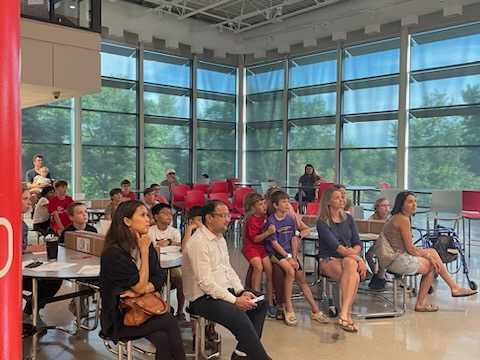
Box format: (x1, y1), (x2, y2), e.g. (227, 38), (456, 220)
(283, 309), (297, 326)
(267, 305), (277, 318)
(311, 311), (329, 324)
(275, 307), (285, 320)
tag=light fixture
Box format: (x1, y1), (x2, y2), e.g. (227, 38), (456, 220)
(69, 5), (76, 9)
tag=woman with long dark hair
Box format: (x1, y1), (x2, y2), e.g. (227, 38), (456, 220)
(384, 191), (477, 312)
(100, 200), (186, 360)
(296, 164), (321, 203)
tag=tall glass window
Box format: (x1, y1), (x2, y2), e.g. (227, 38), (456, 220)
(81, 44), (138, 198)
(245, 61), (285, 183)
(196, 61), (237, 180)
(340, 38), (400, 187)
(22, 100), (73, 186)
(288, 51), (337, 186)
(144, 52), (192, 186)
(409, 22), (480, 189)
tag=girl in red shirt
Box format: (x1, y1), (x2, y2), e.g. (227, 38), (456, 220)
(243, 193), (276, 317)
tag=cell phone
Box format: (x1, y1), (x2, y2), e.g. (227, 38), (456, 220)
(251, 295), (265, 303)
(25, 261), (43, 269)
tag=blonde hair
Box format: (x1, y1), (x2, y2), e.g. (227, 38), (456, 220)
(318, 187), (346, 225)
(39, 166), (49, 174)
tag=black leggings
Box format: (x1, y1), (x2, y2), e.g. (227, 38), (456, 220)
(117, 313), (186, 360)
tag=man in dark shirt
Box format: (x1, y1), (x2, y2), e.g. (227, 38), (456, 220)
(25, 154), (51, 191)
(59, 202), (97, 243)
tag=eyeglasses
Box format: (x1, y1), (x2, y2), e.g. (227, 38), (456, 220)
(212, 212), (231, 219)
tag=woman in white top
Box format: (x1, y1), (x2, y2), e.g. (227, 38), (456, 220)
(32, 186), (55, 236)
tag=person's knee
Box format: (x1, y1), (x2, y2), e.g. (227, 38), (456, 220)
(251, 262), (263, 273)
(342, 257), (358, 272)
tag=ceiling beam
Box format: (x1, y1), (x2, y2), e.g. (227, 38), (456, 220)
(235, 0), (343, 33)
(179, 0), (238, 20)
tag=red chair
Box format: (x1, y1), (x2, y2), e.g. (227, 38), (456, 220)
(209, 180), (229, 195)
(316, 182), (335, 202)
(171, 184), (190, 211)
(305, 202), (320, 216)
(208, 192), (232, 209)
(185, 190), (206, 211)
(232, 187), (253, 216)
(462, 190), (480, 256)
(227, 177), (239, 197)
(192, 183), (209, 193)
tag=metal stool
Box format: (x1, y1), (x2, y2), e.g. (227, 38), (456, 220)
(187, 309), (221, 360)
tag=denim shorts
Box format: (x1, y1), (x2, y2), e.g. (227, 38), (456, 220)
(387, 252), (420, 275)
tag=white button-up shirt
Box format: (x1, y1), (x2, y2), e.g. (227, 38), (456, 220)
(182, 225), (244, 304)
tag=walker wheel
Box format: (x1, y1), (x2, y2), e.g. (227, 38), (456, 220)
(469, 281), (478, 291)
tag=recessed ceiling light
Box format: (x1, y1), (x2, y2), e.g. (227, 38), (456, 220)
(69, 5), (76, 9)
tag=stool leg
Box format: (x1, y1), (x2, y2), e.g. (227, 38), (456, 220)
(199, 317), (207, 359)
(126, 341), (133, 360)
(393, 278), (398, 311)
(118, 343), (124, 360)
(194, 319), (201, 360)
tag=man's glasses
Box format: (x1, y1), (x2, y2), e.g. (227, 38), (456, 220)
(212, 212), (231, 220)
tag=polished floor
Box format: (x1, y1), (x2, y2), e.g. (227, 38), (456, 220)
(23, 229), (480, 360)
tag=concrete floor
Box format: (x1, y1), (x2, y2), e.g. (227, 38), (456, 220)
(23, 226), (480, 360)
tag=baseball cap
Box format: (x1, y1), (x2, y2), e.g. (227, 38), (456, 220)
(166, 169), (176, 175)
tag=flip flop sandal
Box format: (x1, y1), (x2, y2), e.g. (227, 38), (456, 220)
(337, 318), (358, 333)
(415, 304), (439, 312)
(452, 288), (478, 298)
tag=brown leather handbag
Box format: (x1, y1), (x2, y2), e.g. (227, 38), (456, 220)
(120, 292), (168, 326)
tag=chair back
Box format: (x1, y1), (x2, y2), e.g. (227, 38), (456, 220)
(192, 183), (210, 193)
(462, 190), (480, 212)
(208, 193), (232, 209)
(305, 202), (320, 216)
(233, 187), (253, 215)
(227, 177), (239, 196)
(209, 180), (229, 195)
(431, 190), (462, 214)
(171, 184), (190, 203)
(185, 190), (206, 211)
(316, 182), (335, 202)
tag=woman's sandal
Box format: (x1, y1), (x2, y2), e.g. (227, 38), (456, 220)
(451, 288), (478, 298)
(414, 304), (439, 312)
(337, 318), (358, 333)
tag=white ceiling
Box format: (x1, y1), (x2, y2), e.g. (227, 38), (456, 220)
(122, 0), (346, 33)
(105, 0), (480, 56)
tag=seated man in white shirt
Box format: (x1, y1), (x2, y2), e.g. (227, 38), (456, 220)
(183, 200), (271, 360)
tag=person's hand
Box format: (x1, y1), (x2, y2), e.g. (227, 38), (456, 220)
(157, 239), (170, 247)
(267, 224), (276, 235)
(357, 259), (368, 280)
(429, 256), (442, 273)
(241, 291), (256, 300)
(235, 293), (256, 311)
(137, 232), (151, 252)
(120, 289), (139, 298)
(288, 258), (299, 270)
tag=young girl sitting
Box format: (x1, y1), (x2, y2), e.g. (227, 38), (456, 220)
(242, 192), (276, 318)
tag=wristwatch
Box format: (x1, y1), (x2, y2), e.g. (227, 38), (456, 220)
(286, 253), (292, 259)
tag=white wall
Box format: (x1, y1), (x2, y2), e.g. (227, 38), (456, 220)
(21, 18), (101, 108)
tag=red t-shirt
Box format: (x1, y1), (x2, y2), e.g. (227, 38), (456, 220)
(243, 214), (267, 253)
(48, 196), (74, 233)
(123, 191), (136, 200)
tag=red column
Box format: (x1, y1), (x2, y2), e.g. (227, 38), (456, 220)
(0, 0), (22, 359)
